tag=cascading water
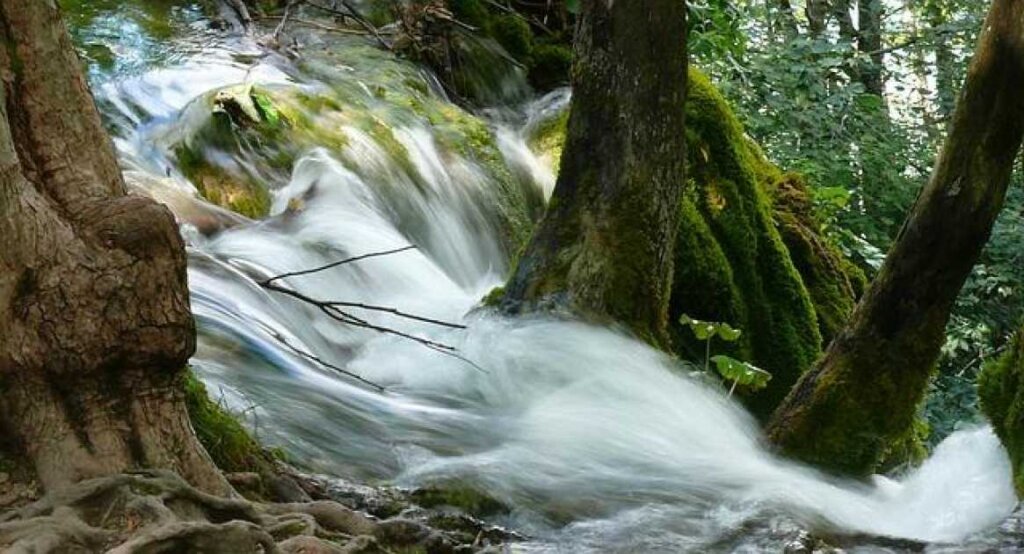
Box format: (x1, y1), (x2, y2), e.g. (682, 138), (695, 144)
(78, 4), (1019, 551)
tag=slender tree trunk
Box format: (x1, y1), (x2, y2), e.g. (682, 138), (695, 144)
(806, 0), (829, 37)
(767, 0), (1024, 475)
(858, 0), (884, 95)
(925, 0), (957, 119)
(772, 0), (800, 39)
(0, 2), (228, 494)
(501, 1), (688, 344)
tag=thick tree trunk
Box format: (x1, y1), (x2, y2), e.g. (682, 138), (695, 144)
(501, 1), (688, 344)
(767, 0), (1024, 475)
(0, 2), (228, 494)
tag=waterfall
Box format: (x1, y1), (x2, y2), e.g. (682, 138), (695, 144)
(80, 5), (1019, 551)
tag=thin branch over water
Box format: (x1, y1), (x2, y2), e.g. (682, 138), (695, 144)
(257, 246), (487, 375)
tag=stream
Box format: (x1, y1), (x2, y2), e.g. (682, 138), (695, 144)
(71, 2), (1023, 551)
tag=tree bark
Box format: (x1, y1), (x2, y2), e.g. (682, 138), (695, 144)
(0, 2), (228, 494)
(806, 0), (829, 37)
(858, 0), (884, 95)
(767, 0), (1024, 475)
(501, 1), (688, 344)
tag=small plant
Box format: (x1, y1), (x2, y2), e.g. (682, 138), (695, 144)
(680, 314), (771, 397)
(679, 314), (742, 371)
(711, 355), (772, 397)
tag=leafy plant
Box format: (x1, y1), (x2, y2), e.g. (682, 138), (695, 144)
(712, 355), (772, 397)
(679, 314), (742, 371)
(680, 314), (769, 397)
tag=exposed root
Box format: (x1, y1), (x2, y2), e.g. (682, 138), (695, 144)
(0, 470), (515, 553)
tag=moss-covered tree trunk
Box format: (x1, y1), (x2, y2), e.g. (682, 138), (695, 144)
(502, 1), (688, 344)
(767, 0), (1024, 475)
(0, 1), (228, 495)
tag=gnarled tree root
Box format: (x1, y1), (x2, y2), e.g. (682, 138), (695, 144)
(0, 470), (383, 553)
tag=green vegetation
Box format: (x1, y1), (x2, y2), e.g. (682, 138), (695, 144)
(979, 330), (1024, 496)
(182, 369), (270, 475)
(410, 484), (509, 517)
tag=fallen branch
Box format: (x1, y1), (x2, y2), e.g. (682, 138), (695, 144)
(257, 246), (487, 374)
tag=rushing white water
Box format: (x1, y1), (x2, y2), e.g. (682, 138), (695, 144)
(83, 8), (1019, 551)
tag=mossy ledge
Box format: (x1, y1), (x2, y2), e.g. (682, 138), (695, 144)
(979, 330), (1024, 496)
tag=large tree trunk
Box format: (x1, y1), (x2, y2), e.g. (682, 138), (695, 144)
(0, 2), (228, 494)
(767, 0), (1024, 476)
(501, 1), (688, 344)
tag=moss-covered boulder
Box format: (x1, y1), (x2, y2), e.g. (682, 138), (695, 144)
(524, 69), (864, 417)
(673, 70), (822, 416)
(165, 38), (543, 253)
(764, 174), (867, 344)
(979, 330), (1024, 496)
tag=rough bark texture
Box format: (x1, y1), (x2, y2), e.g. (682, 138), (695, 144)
(501, 1), (688, 344)
(0, 1), (228, 494)
(767, 0), (1024, 475)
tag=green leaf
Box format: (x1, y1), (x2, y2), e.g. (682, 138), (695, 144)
(712, 355), (772, 390)
(679, 314), (742, 342)
(565, 0), (580, 14)
(717, 323), (742, 342)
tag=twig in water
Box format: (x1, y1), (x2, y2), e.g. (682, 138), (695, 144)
(257, 246), (488, 373)
(260, 245), (417, 286)
(269, 330), (387, 392)
(272, 0), (298, 42)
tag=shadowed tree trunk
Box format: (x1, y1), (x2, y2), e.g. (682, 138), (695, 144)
(858, 0), (884, 95)
(0, 2), (229, 494)
(501, 1), (688, 344)
(767, 0), (1024, 476)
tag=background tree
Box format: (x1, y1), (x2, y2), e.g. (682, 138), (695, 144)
(501, 1), (689, 344)
(0, 1), (228, 494)
(766, 0), (1024, 475)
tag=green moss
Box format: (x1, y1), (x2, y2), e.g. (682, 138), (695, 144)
(489, 15), (533, 62)
(979, 330), (1024, 496)
(448, 0), (490, 29)
(410, 484), (508, 517)
(528, 44), (572, 91)
(175, 144), (272, 219)
(481, 286), (505, 306)
(668, 69), (821, 416)
(182, 369), (266, 474)
(526, 109), (569, 168)
(767, 174), (866, 343)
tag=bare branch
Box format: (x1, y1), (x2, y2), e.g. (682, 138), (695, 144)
(259, 245), (417, 286)
(257, 247), (487, 374)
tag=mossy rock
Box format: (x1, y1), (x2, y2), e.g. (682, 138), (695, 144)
(766, 173), (867, 344)
(170, 83), (343, 219)
(979, 330), (1024, 496)
(410, 484), (509, 518)
(526, 107), (569, 170)
(176, 37), (541, 255)
(528, 43), (572, 91)
(675, 69), (823, 417)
